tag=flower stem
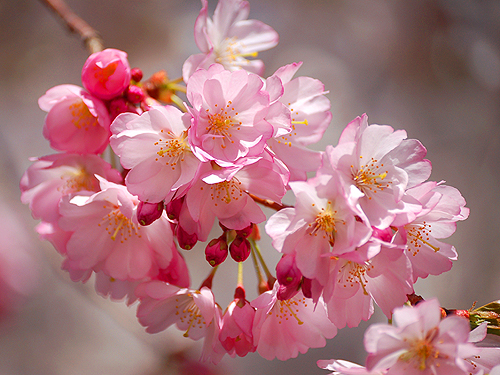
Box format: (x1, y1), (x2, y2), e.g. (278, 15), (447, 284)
(39, 0), (104, 54)
(237, 261), (244, 288)
(200, 265), (218, 289)
(250, 239), (276, 288)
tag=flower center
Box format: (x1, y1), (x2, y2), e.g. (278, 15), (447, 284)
(154, 130), (190, 169)
(215, 37), (258, 66)
(99, 207), (141, 243)
(271, 297), (308, 325)
(208, 178), (244, 205)
(206, 102), (242, 148)
(406, 221), (440, 256)
(175, 293), (207, 338)
(400, 327), (442, 370)
(59, 168), (98, 195)
(69, 99), (97, 130)
(309, 201), (344, 246)
(351, 157), (391, 198)
(337, 260), (374, 295)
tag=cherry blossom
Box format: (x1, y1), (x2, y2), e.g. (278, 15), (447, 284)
(186, 64), (276, 163)
(58, 178), (174, 281)
(110, 106), (200, 203)
(182, 0), (279, 80)
(324, 114), (431, 229)
(39, 84), (111, 154)
(251, 281), (337, 361)
(364, 299), (480, 374)
(81, 48), (131, 100)
(20, 153), (122, 223)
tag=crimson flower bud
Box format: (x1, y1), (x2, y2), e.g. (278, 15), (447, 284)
(236, 224), (253, 239)
(126, 85), (145, 104)
(137, 200), (164, 226)
(205, 236), (228, 267)
(130, 67), (143, 82)
(276, 254), (301, 287)
(176, 225), (197, 250)
(109, 97), (129, 119)
(165, 197), (183, 221)
(229, 236), (251, 262)
(276, 283), (300, 301)
(301, 277), (312, 299)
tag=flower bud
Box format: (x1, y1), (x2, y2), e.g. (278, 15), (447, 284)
(301, 277), (312, 299)
(236, 224), (253, 239)
(126, 85), (145, 104)
(276, 254), (301, 287)
(130, 67), (143, 82)
(205, 236), (228, 267)
(165, 197), (183, 221)
(176, 225), (197, 250)
(229, 236), (251, 262)
(276, 283), (300, 301)
(136, 201), (164, 226)
(81, 48), (131, 100)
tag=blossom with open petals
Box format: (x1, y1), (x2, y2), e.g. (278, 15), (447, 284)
(39, 84), (111, 154)
(182, 0), (278, 80)
(251, 281), (337, 361)
(186, 64), (276, 163)
(110, 106), (200, 203)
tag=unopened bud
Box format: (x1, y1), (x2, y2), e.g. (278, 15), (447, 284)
(165, 198), (183, 221)
(301, 277), (312, 299)
(109, 97), (130, 119)
(276, 254), (301, 287)
(205, 236), (228, 267)
(229, 236), (251, 262)
(236, 224), (254, 239)
(137, 201), (164, 226)
(130, 67), (143, 82)
(277, 283), (300, 301)
(126, 85), (145, 104)
(176, 225), (197, 250)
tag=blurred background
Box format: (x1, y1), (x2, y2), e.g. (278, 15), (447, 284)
(1, 0), (500, 374)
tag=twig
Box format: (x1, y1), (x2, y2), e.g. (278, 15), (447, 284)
(39, 0), (104, 54)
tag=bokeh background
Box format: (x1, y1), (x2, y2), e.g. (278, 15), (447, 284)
(1, 0), (500, 374)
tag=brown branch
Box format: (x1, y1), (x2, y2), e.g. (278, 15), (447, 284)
(39, 0), (104, 54)
(248, 193), (289, 211)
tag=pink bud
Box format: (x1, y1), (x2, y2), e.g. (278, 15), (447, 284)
(130, 67), (143, 82)
(109, 97), (130, 119)
(176, 225), (197, 250)
(136, 201), (164, 226)
(276, 254), (301, 287)
(229, 236), (251, 262)
(126, 85), (145, 104)
(205, 236), (228, 267)
(166, 198), (183, 221)
(81, 48), (131, 100)
(276, 283), (300, 301)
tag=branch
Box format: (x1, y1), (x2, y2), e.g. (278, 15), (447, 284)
(39, 0), (104, 54)
(248, 193), (289, 211)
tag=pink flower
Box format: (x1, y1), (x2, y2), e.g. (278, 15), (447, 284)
(324, 114), (431, 229)
(219, 293), (256, 357)
(392, 181), (469, 281)
(81, 48), (131, 100)
(182, 0), (279, 80)
(136, 281), (218, 341)
(365, 299), (479, 374)
(39, 84), (111, 154)
(323, 237), (413, 328)
(20, 153), (122, 223)
(186, 64), (275, 163)
(266, 62), (332, 181)
(251, 281), (337, 361)
(110, 106), (200, 203)
(185, 151), (287, 232)
(266, 173), (372, 286)
(58, 178), (175, 281)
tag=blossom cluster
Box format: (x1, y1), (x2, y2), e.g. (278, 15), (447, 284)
(20, 0), (494, 368)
